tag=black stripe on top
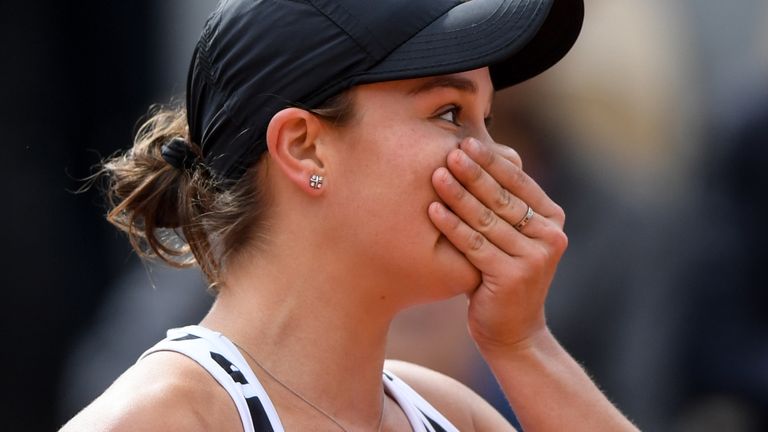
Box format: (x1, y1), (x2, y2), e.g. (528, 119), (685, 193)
(210, 352), (248, 384)
(170, 334), (201, 341)
(246, 396), (275, 432)
(420, 409), (448, 432)
(209, 350), (275, 431)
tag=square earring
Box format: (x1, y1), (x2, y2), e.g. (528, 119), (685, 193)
(309, 174), (324, 189)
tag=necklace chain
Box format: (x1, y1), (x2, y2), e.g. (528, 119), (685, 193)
(231, 340), (385, 432)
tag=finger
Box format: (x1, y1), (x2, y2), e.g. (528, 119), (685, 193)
(445, 148), (529, 228)
(428, 201), (511, 273)
(444, 148), (560, 239)
(432, 167), (548, 253)
(489, 141), (523, 169)
(460, 138), (565, 228)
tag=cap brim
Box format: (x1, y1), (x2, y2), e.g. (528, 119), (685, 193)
(359, 0), (584, 90)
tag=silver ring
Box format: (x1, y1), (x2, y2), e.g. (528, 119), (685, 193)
(514, 206), (534, 231)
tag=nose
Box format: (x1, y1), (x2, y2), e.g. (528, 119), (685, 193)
(471, 131), (524, 169)
(474, 127), (494, 147)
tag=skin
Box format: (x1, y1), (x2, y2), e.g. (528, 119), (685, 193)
(61, 68), (637, 431)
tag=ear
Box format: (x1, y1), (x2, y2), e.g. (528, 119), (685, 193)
(266, 107), (326, 195)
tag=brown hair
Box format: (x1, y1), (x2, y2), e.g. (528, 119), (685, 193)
(100, 91), (355, 287)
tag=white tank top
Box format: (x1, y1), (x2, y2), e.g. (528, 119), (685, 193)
(139, 325), (459, 432)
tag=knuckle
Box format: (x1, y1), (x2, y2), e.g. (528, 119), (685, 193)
(494, 187), (515, 213)
(505, 163), (527, 189)
(467, 231), (485, 251)
(531, 244), (551, 265)
(541, 225), (569, 256)
(494, 187), (512, 210)
(512, 167), (528, 187)
(469, 160), (484, 182)
(446, 211), (462, 230)
(550, 230), (569, 255)
(552, 204), (566, 225)
(451, 184), (467, 201)
(477, 208), (496, 230)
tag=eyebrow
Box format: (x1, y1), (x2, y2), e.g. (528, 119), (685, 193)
(408, 75), (494, 121)
(407, 75), (479, 96)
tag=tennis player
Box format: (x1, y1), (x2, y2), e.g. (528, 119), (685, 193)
(62, 0), (638, 430)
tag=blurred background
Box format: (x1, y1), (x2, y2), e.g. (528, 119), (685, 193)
(2, 0), (766, 430)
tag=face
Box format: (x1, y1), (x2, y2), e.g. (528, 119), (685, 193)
(319, 68), (496, 305)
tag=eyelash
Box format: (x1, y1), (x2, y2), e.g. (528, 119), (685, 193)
(435, 104), (493, 128)
(437, 105), (462, 126)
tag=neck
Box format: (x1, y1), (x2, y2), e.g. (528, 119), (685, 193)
(200, 245), (400, 429)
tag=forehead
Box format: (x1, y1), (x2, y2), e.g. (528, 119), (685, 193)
(352, 68), (494, 104)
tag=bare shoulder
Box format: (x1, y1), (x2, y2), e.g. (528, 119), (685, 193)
(59, 351), (241, 432)
(384, 359), (516, 432)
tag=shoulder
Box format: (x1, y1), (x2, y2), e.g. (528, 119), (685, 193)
(384, 359), (516, 432)
(60, 351), (241, 432)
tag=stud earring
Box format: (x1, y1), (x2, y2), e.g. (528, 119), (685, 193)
(309, 174), (324, 189)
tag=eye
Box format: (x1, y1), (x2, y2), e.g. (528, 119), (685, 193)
(436, 105), (462, 126)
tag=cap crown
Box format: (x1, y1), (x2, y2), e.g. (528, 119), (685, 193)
(188, 0), (461, 180)
(185, 0), (582, 182)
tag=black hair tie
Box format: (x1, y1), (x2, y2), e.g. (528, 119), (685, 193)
(161, 137), (198, 170)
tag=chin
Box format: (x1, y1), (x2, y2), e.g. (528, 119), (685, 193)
(444, 266), (482, 297)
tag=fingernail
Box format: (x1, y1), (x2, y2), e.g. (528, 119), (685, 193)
(441, 168), (453, 184)
(464, 137), (480, 152)
(431, 202), (445, 215)
(435, 167), (451, 184)
(454, 149), (469, 165)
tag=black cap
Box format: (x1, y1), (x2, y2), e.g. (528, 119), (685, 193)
(187, 0), (584, 182)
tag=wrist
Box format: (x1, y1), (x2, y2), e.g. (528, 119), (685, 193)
(476, 325), (559, 365)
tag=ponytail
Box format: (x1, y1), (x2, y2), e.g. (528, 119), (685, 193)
(98, 91), (354, 288)
(100, 103), (269, 286)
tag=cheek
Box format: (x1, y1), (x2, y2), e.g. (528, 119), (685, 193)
(329, 125), (454, 240)
(363, 129), (450, 219)
(326, 125), (479, 296)
(365, 125), (454, 183)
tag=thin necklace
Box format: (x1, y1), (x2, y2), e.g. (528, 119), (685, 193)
(231, 340), (385, 432)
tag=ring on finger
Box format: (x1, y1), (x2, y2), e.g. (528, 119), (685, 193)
(514, 206), (534, 231)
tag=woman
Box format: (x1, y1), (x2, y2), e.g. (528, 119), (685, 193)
(62, 0), (638, 430)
